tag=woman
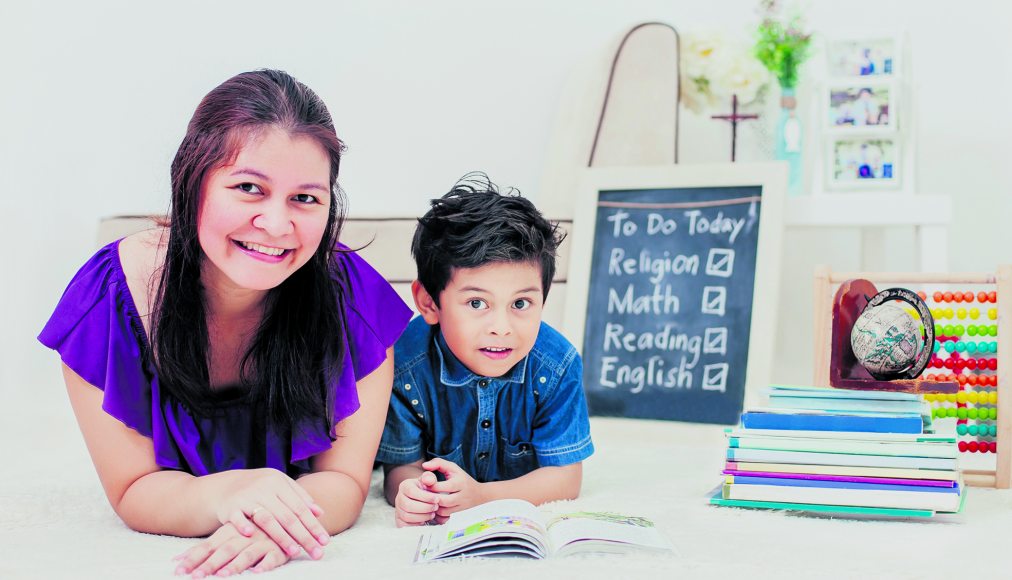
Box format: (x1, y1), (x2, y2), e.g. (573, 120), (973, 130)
(39, 69), (412, 576)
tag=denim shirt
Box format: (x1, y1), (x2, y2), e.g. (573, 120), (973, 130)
(376, 316), (594, 482)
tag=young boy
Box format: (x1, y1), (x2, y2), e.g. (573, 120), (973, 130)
(376, 175), (594, 527)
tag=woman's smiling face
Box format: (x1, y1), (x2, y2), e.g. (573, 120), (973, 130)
(196, 127), (332, 293)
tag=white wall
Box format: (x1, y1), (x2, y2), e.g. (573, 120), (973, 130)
(3, 0), (1011, 400)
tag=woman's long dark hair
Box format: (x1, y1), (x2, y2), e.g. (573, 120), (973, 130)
(152, 69), (348, 431)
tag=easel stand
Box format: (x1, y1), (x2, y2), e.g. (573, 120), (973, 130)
(813, 266), (1012, 489)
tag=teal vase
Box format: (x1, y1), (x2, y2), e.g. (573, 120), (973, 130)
(775, 87), (803, 196)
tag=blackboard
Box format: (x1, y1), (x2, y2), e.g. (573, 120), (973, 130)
(564, 165), (785, 424)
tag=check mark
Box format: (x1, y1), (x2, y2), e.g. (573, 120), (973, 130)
(702, 363), (729, 392)
(704, 327), (728, 355)
(702, 287), (726, 316)
(706, 249), (735, 278)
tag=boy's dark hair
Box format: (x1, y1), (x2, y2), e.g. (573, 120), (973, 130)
(411, 173), (565, 306)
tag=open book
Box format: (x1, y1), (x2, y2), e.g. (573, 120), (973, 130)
(413, 499), (672, 562)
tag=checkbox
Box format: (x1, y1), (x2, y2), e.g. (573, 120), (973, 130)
(701, 286), (726, 316)
(702, 363), (729, 392)
(705, 249), (735, 278)
(704, 327), (728, 355)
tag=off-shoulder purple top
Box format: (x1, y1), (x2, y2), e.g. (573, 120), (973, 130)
(38, 239), (412, 477)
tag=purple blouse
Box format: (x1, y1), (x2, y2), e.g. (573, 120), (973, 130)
(38, 239), (412, 477)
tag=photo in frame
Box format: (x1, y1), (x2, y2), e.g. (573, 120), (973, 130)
(826, 37), (898, 78)
(827, 136), (900, 190)
(825, 82), (897, 131)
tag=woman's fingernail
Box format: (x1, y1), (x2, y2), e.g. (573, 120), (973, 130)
(174, 565), (186, 575)
(216, 570), (231, 577)
(317, 534), (329, 545)
(288, 545), (300, 556)
(244, 526), (254, 535)
(191, 571), (205, 579)
(311, 547), (323, 560)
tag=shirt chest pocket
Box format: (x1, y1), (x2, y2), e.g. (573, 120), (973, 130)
(426, 443), (464, 467)
(500, 437), (538, 480)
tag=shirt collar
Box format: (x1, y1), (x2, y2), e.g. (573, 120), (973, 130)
(434, 328), (527, 387)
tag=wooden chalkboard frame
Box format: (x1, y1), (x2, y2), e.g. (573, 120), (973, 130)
(563, 163), (787, 412)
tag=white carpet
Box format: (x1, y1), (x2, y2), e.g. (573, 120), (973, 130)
(3, 383), (1012, 580)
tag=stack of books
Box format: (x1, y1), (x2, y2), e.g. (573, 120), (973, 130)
(710, 385), (964, 518)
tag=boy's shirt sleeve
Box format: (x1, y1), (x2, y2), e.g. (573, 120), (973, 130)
(530, 349), (594, 467)
(376, 369), (427, 466)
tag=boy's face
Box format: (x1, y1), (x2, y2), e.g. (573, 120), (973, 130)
(414, 261), (544, 378)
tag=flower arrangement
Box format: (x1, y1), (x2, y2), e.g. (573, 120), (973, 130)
(680, 31), (771, 114)
(753, 0), (813, 89)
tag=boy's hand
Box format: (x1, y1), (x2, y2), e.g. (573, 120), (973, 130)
(421, 458), (487, 523)
(394, 471), (441, 527)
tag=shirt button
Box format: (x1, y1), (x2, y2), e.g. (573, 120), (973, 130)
(478, 379), (489, 387)
(519, 444), (530, 452)
(480, 419), (492, 429)
(404, 384), (412, 390)
(478, 452), (489, 460)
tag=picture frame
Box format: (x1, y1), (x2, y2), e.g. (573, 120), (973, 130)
(824, 80), (897, 132)
(563, 163), (786, 422)
(826, 37), (899, 78)
(825, 136), (901, 191)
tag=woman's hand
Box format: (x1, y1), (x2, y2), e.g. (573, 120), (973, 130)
(421, 458), (487, 524)
(215, 468), (329, 560)
(174, 522), (289, 577)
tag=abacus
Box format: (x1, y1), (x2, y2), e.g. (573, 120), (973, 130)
(813, 266), (1011, 488)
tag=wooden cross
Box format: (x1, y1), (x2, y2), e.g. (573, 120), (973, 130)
(711, 95), (759, 162)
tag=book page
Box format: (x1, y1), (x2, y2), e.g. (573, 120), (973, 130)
(545, 512), (672, 557)
(414, 499), (549, 563)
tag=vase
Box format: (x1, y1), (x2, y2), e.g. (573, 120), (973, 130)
(775, 87), (803, 196)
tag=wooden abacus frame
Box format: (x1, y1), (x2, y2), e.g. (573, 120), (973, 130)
(812, 266), (1012, 489)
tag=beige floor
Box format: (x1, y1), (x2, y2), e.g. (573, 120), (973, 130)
(3, 378), (1012, 580)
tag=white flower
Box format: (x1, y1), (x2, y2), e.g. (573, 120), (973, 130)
(709, 50), (771, 106)
(680, 31), (770, 113)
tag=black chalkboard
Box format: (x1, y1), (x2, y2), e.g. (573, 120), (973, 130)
(578, 185), (765, 424)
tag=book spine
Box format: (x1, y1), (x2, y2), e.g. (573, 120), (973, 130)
(724, 474), (960, 493)
(767, 385), (920, 401)
(722, 483), (962, 512)
(721, 469), (956, 487)
(726, 436), (957, 459)
(767, 397), (925, 413)
(725, 448), (957, 470)
(724, 460), (959, 481)
(740, 412), (923, 433)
